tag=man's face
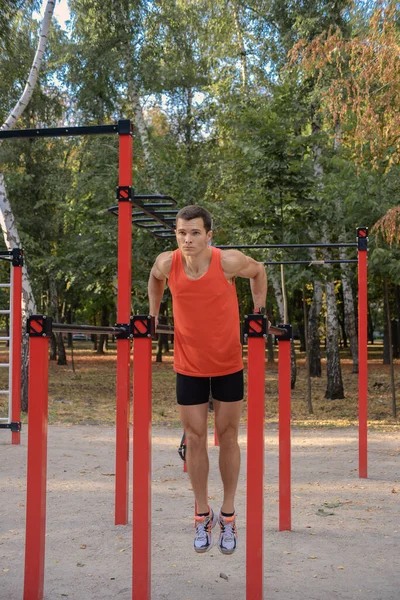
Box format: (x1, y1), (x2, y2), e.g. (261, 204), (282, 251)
(175, 218), (212, 256)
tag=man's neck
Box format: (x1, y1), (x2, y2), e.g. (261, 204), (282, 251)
(181, 246), (212, 273)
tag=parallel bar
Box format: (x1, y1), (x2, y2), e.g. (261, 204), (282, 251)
(358, 249), (368, 478)
(132, 336), (152, 600)
(0, 309), (10, 314)
(0, 337), (10, 341)
(0, 124), (118, 139)
(115, 126), (133, 526)
(52, 323), (125, 335)
(11, 262), (22, 445)
(278, 339), (292, 531)
(23, 335), (49, 600)
(217, 243), (357, 249)
(0, 363), (10, 367)
(246, 336), (266, 600)
(0, 390), (9, 394)
(0, 283), (11, 288)
(264, 260), (358, 265)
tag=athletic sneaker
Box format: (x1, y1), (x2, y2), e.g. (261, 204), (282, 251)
(218, 513), (238, 555)
(194, 507), (218, 553)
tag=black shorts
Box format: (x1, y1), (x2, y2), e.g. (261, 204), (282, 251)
(176, 370), (244, 406)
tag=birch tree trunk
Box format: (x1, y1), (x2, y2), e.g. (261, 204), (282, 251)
(0, 1), (55, 411)
(232, 2), (248, 94)
(312, 105), (344, 399)
(339, 246), (358, 373)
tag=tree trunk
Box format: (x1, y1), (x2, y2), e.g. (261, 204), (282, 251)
(324, 278), (345, 399)
(232, 1), (248, 94)
(0, 0), (55, 133)
(0, 1), (55, 411)
(97, 305), (110, 354)
(308, 280), (323, 377)
(339, 246), (358, 373)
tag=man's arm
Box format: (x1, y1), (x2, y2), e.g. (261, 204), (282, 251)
(222, 250), (267, 310)
(148, 251), (173, 317)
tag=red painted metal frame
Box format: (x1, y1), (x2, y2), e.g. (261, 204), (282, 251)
(358, 249), (368, 478)
(132, 336), (152, 600)
(278, 339), (291, 531)
(115, 128), (133, 525)
(23, 336), (49, 600)
(11, 264), (22, 445)
(246, 336), (266, 600)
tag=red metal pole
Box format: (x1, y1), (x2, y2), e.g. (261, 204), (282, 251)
(278, 338), (291, 531)
(23, 334), (49, 600)
(246, 335), (266, 600)
(358, 245), (368, 478)
(115, 122), (133, 525)
(11, 263), (22, 445)
(132, 332), (152, 600)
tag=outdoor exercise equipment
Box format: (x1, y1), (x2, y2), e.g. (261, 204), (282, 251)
(0, 248), (23, 444)
(218, 228), (369, 478)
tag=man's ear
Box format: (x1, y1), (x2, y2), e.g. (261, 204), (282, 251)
(207, 229), (213, 243)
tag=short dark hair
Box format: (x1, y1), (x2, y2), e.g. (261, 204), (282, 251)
(176, 205), (212, 232)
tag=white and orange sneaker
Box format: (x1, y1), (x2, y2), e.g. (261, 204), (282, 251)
(218, 513), (238, 555)
(193, 507), (218, 553)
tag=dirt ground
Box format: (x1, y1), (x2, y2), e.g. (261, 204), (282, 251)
(1, 425), (399, 600)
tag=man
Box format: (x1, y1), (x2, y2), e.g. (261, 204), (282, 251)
(148, 205), (267, 555)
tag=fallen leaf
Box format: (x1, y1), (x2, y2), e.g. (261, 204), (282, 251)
(220, 572), (229, 581)
(308, 556), (318, 559)
(80, 544), (87, 549)
(337, 566), (344, 570)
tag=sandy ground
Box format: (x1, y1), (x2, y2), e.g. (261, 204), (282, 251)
(1, 424), (399, 600)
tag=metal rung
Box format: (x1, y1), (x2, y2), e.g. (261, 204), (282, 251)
(0, 337), (10, 341)
(0, 363), (9, 367)
(0, 390), (9, 394)
(0, 284), (11, 288)
(0, 417), (10, 421)
(0, 310), (10, 314)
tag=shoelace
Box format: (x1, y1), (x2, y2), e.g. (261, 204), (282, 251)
(195, 516), (211, 544)
(220, 518), (236, 541)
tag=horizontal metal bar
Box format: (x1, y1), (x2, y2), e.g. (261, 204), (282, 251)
(264, 259), (358, 265)
(0, 337), (10, 341)
(0, 124), (119, 139)
(52, 323), (127, 335)
(0, 390), (9, 394)
(0, 310), (10, 314)
(156, 325), (174, 335)
(0, 284), (11, 288)
(0, 251), (13, 256)
(217, 243), (358, 249)
(0, 364), (10, 367)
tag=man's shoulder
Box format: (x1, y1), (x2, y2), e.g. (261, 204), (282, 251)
(155, 250), (174, 276)
(220, 249), (246, 270)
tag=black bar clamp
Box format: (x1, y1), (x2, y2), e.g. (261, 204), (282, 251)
(130, 315), (155, 338)
(27, 315), (53, 337)
(0, 422), (22, 431)
(243, 314), (268, 341)
(276, 324), (293, 342)
(357, 227), (368, 251)
(11, 248), (24, 267)
(117, 186), (133, 202)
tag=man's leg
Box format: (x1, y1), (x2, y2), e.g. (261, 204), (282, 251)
(178, 402), (209, 513)
(213, 399), (243, 514)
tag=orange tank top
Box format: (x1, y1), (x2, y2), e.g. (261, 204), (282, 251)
(168, 247), (243, 377)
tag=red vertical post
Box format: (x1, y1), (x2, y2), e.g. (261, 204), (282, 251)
(132, 317), (153, 600)
(357, 227), (368, 479)
(115, 120), (133, 525)
(11, 259), (22, 445)
(24, 318), (50, 600)
(245, 315), (266, 600)
(278, 330), (292, 532)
